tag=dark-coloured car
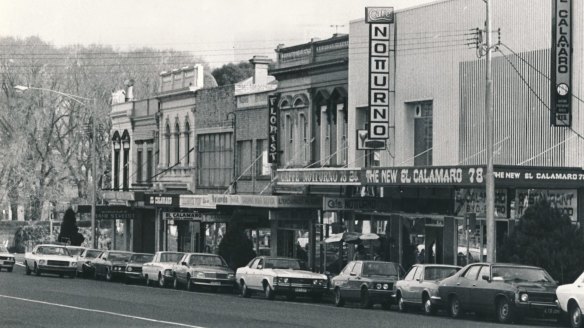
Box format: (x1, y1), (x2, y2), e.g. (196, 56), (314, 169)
(394, 264), (461, 314)
(173, 253), (235, 292)
(438, 263), (560, 323)
(92, 250), (132, 282)
(124, 253), (154, 284)
(331, 261), (403, 309)
(75, 248), (102, 278)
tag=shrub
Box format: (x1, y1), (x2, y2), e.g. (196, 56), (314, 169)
(218, 223), (256, 270)
(499, 199), (584, 284)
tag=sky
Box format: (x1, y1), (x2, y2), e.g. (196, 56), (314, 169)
(0, 0), (437, 67)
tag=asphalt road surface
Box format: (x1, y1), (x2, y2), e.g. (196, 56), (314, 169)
(0, 263), (565, 328)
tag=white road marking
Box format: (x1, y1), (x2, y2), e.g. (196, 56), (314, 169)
(0, 294), (207, 328)
(15, 262), (24, 267)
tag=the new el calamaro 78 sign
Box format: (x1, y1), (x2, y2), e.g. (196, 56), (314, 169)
(366, 7), (393, 140)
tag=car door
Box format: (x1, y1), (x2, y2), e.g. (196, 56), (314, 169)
(400, 266), (417, 302)
(410, 266), (425, 305)
(335, 262), (355, 297)
(575, 274), (584, 312)
(173, 254), (187, 283)
(142, 253), (155, 279)
(457, 265), (481, 309)
(94, 252), (106, 276)
(471, 265), (494, 312)
(244, 258), (260, 289)
(346, 262), (363, 300)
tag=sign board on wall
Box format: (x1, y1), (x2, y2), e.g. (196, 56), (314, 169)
(551, 0), (572, 126)
(162, 211), (201, 220)
(366, 7), (393, 139)
(515, 189), (577, 223)
(454, 189), (508, 218)
(267, 94), (280, 163)
(323, 197), (391, 212)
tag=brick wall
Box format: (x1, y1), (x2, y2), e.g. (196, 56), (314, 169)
(195, 85), (236, 128)
(236, 106), (268, 141)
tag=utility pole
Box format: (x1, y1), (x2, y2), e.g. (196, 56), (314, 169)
(91, 100), (98, 249)
(485, 0), (496, 263)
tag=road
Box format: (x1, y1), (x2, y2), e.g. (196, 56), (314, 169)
(0, 263), (564, 328)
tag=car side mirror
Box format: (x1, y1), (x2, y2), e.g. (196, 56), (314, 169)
(182, 262), (188, 266)
(350, 272), (356, 276)
(415, 278), (421, 282)
(482, 275), (491, 282)
(257, 265), (263, 270)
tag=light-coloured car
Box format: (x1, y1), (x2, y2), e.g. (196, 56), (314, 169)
(394, 264), (461, 314)
(75, 248), (103, 277)
(24, 244), (77, 278)
(236, 256), (328, 301)
(124, 253), (154, 284)
(0, 245), (15, 272)
(142, 251), (185, 288)
(556, 271), (584, 328)
(172, 253), (235, 291)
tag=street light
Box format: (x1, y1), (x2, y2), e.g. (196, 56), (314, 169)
(14, 85), (98, 249)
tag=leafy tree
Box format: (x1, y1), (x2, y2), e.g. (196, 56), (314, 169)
(218, 223), (256, 270)
(498, 199), (584, 284)
(57, 208), (84, 245)
(211, 61), (254, 86)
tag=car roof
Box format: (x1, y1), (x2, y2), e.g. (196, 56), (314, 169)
(36, 244), (67, 248)
(466, 262), (542, 270)
(359, 260), (399, 264)
(259, 256), (299, 261)
(106, 250), (132, 254)
(131, 253), (154, 256)
(416, 264), (462, 269)
(157, 251), (185, 254)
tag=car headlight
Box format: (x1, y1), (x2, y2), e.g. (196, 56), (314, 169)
(127, 266), (133, 272)
(383, 283), (389, 290)
(376, 283), (382, 290)
(164, 269), (173, 276)
(195, 272), (205, 279)
(227, 273), (235, 279)
(39, 260), (46, 265)
(276, 277), (289, 284)
(520, 293), (529, 302)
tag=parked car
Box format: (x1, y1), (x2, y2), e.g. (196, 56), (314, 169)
(24, 244), (77, 278)
(142, 251), (185, 288)
(75, 248), (103, 277)
(331, 260), (402, 309)
(0, 245), (15, 272)
(236, 256), (328, 301)
(124, 253), (154, 284)
(172, 253), (235, 292)
(438, 263), (560, 323)
(556, 270), (584, 328)
(394, 264), (461, 314)
(92, 250), (132, 282)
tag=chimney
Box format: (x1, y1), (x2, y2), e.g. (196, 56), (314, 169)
(124, 79), (135, 101)
(249, 56), (271, 85)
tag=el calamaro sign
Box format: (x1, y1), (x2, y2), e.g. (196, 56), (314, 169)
(551, 0), (572, 127)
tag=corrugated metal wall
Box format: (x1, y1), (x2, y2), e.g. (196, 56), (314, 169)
(460, 49), (569, 166)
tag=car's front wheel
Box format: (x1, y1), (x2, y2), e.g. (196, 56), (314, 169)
(570, 302), (583, 328)
(173, 275), (179, 289)
(360, 287), (373, 309)
(186, 275), (194, 291)
(33, 263), (41, 276)
(158, 273), (166, 288)
(334, 288), (345, 307)
(7, 267), (12, 273)
(496, 297), (515, 323)
(105, 269), (113, 282)
(448, 295), (461, 319)
(240, 281), (251, 298)
(397, 293), (407, 312)
(264, 283), (275, 300)
(423, 294), (436, 315)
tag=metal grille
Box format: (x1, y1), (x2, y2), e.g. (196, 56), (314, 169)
(529, 293), (556, 303)
(47, 260), (69, 267)
(204, 273), (228, 279)
(0, 256), (11, 261)
(129, 267), (142, 273)
(289, 278), (313, 285)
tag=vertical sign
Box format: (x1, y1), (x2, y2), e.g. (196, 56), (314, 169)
(551, 0), (572, 127)
(268, 94), (280, 163)
(366, 7), (394, 139)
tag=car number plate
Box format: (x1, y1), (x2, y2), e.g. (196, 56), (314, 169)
(209, 281), (221, 286)
(544, 308), (560, 315)
(295, 288), (308, 293)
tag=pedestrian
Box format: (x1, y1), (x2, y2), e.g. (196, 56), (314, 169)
(418, 249), (425, 264)
(353, 244), (370, 260)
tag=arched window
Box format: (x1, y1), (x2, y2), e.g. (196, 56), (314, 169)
(184, 120), (191, 165)
(175, 122), (180, 165)
(299, 113), (308, 163)
(165, 124), (171, 166)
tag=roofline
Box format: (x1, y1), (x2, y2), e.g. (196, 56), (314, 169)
(349, 0), (455, 24)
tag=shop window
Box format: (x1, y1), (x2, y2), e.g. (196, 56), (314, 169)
(413, 101), (433, 166)
(237, 140), (253, 178)
(299, 113), (307, 163)
(113, 149), (120, 190)
(146, 149), (153, 183)
(165, 124), (171, 166)
(256, 139), (270, 176)
(185, 121), (191, 165)
(337, 103), (347, 165)
(136, 149), (143, 183)
(197, 133), (233, 188)
(174, 122), (181, 165)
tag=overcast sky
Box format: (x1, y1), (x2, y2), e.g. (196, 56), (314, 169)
(0, 0), (437, 67)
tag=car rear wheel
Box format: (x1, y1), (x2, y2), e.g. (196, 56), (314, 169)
(423, 294), (436, 315)
(334, 288), (345, 307)
(360, 288), (373, 309)
(448, 295), (461, 319)
(158, 273), (166, 288)
(240, 281), (251, 298)
(496, 298), (515, 324)
(173, 275), (179, 289)
(570, 303), (583, 328)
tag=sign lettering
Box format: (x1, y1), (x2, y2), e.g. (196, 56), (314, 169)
(268, 94), (280, 163)
(551, 0), (572, 126)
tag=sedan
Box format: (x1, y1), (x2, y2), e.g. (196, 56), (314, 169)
(75, 248), (102, 278)
(92, 250), (132, 282)
(142, 251), (185, 288)
(332, 261), (402, 309)
(0, 245), (15, 272)
(438, 263), (560, 323)
(124, 253), (154, 284)
(173, 253), (235, 292)
(556, 271), (584, 328)
(394, 264), (460, 314)
(236, 256), (328, 301)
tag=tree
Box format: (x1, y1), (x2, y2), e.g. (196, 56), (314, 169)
(57, 208), (84, 245)
(211, 61), (254, 86)
(498, 199), (584, 284)
(218, 223), (256, 270)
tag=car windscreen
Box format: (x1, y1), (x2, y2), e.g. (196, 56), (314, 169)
(108, 253), (131, 261)
(85, 250), (102, 259)
(130, 254), (154, 263)
(362, 262), (399, 277)
(159, 253), (183, 263)
(492, 266), (554, 283)
(67, 248), (84, 256)
(189, 255), (227, 267)
(424, 267), (459, 280)
(38, 246), (70, 256)
(264, 259), (302, 270)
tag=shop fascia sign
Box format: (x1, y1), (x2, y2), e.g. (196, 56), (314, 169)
(323, 197), (389, 212)
(102, 191), (135, 202)
(162, 211), (202, 220)
(180, 194), (320, 209)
